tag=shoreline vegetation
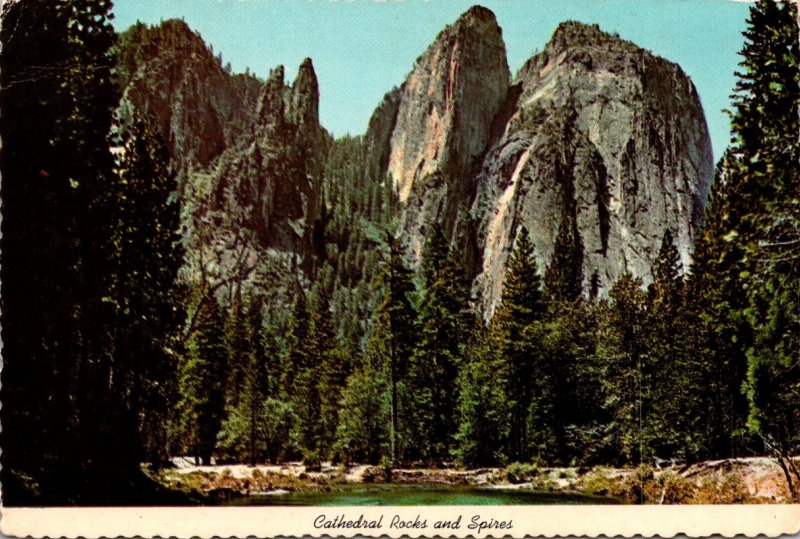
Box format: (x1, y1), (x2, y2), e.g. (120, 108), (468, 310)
(153, 457), (794, 505)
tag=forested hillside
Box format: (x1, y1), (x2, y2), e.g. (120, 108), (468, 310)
(1, 0), (799, 505)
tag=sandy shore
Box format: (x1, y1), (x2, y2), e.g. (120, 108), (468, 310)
(156, 456), (795, 504)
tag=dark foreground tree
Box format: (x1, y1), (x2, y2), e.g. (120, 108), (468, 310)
(729, 0), (800, 498)
(113, 113), (185, 468)
(0, 0), (152, 504)
(179, 301), (228, 465)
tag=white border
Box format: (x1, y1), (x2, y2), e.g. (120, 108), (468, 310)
(1, 505), (799, 538)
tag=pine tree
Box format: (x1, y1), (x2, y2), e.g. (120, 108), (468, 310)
(650, 230), (683, 311)
(334, 347), (391, 465)
(685, 162), (752, 460)
(455, 322), (510, 467)
(283, 285), (312, 401)
(491, 227), (546, 462)
(545, 300), (609, 465)
(496, 227), (545, 329)
(544, 209), (584, 305)
(113, 113), (185, 469)
(216, 293), (273, 464)
(0, 0), (129, 503)
(243, 297), (272, 465)
(293, 285), (341, 468)
(598, 274), (651, 464)
(646, 231), (704, 462)
(381, 232), (417, 464)
(728, 0), (800, 496)
(314, 286), (350, 460)
(179, 301), (228, 465)
(411, 224), (472, 461)
(282, 285), (313, 459)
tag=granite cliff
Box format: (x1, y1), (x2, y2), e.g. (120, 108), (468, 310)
(118, 21), (328, 266)
(367, 13), (713, 315)
(470, 21), (714, 315)
(206, 60), (328, 255)
(117, 20), (262, 180)
(366, 6), (510, 260)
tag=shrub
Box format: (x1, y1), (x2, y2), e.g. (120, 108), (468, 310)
(504, 462), (540, 484)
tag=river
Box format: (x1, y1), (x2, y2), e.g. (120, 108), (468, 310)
(227, 483), (622, 506)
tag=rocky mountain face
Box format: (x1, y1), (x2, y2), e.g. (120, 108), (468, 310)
(208, 60), (328, 254)
(118, 8), (713, 317)
(366, 6), (510, 259)
(368, 13), (713, 316)
(118, 20), (328, 262)
(470, 22), (714, 315)
(117, 20), (262, 179)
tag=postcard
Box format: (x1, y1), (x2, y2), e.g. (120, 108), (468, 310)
(1, 0), (800, 536)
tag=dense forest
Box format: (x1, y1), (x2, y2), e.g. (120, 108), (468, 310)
(1, 0), (799, 505)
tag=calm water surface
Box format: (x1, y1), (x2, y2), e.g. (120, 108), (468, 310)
(228, 483), (622, 506)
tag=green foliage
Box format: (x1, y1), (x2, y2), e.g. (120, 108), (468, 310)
(490, 227), (547, 462)
(503, 462), (541, 484)
(314, 286), (351, 460)
(375, 232), (417, 464)
(734, 0), (800, 468)
(179, 301), (228, 465)
(685, 163), (753, 459)
(597, 273), (651, 464)
(0, 0), (147, 503)
(544, 209), (584, 305)
(539, 300), (606, 465)
(216, 294), (280, 465)
(334, 352), (391, 465)
(409, 223), (473, 461)
(114, 113), (185, 468)
(455, 324), (510, 467)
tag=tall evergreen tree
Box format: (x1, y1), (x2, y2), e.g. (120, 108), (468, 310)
(686, 162), (752, 459)
(223, 293), (250, 410)
(0, 0), (132, 503)
(334, 346), (391, 465)
(727, 0), (800, 496)
(293, 285), (341, 467)
(598, 274), (651, 464)
(282, 284), (313, 459)
(455, 322), (510, 467)
(283, 285), (312, 399)
(113, 113), (185, 468)
(412, 224), (473, 461)
(366, 231), (417, 465)
(314, 286), (350, 460)
(216, 295), (275, 465)
(179, 300), (228, 465)
(647, 231), (705, 462)
(544, 210), (584, 305)
(491, 227), (546, 461)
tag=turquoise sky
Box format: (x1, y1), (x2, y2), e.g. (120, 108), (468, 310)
(112, 0), (752, 161)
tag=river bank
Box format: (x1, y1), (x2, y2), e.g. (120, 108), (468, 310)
(152, 456), (793, 504)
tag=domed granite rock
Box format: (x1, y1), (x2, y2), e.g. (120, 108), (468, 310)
(471, 21), (713, 316)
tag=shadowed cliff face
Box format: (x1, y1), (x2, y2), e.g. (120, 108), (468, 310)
(117, 20), (262, 179)
(210, 59), (328, 254)
(470, 21), (713, 316)
(118, 21), (328, 261)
